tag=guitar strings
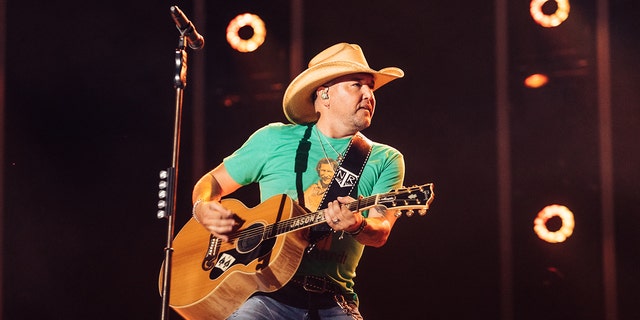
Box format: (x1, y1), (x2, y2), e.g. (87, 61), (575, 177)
(219, 185), (430, 242)
(222, 197), (379, 242)
(225, 210), (327, 241)
(223, 195), (380, 241)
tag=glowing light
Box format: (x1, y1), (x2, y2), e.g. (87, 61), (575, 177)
(226, 13), (266, 53)
(530, 0), (570, 28)
(524, 73), (549, 88)
(533, 204), (575, 243)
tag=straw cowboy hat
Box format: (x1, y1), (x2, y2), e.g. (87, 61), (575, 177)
(283, 43), (404, 124)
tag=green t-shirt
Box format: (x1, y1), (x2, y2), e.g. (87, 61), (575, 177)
(224, 122), (405, 300)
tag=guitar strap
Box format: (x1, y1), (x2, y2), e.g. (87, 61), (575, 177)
(304, 132), (372, 250)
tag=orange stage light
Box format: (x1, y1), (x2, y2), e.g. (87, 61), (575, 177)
(226, 13), (267, 53)
(530, 0), (570, 28)
(524, 73), (549, 88)
(533, 204), (575, 243)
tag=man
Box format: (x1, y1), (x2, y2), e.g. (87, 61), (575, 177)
(191, 43), (405, 319)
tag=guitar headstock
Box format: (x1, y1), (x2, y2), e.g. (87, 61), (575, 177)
(378, 183), (435, 217)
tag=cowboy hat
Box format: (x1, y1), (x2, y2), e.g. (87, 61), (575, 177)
(283, 43), (404, 124)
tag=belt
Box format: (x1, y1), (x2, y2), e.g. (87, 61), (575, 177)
(289, 275), (343, 295)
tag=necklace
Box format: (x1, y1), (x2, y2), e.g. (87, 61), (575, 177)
(315, 127), (344, 162)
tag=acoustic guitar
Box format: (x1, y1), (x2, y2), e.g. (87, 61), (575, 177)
(159, 183), (434, 319)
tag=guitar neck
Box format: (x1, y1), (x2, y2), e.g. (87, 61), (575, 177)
(237, 183), (434, 242)
(261, 194), (380, 239)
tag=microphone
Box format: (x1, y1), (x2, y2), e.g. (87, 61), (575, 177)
(170, 6), (205, 50)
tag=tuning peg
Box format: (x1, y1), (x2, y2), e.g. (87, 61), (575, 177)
(405, 210), (414, 217)
(419, 209), (427, 216)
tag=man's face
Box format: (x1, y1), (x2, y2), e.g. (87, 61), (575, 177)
(323, 73), (376, 131)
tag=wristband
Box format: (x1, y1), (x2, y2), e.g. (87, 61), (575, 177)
(346, 217), (367, 236)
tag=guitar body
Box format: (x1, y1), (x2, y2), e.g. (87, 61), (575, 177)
(159, 194), (310, 320)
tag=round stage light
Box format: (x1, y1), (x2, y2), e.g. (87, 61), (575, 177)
(530, 0), (570, 28)
(226, 13), (266, 53)
(534, 204), (575, 243)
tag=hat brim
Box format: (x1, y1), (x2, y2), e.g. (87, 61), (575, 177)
(283, 61), (404, 124)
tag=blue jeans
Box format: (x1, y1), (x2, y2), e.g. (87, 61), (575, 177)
(227, 295), (363, 320)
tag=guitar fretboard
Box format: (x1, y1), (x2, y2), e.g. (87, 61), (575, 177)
(261, 194), (381, 240)
(247, 183), (434, 241)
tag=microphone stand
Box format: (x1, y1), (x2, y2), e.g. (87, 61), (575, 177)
(158, 29), (190, 320)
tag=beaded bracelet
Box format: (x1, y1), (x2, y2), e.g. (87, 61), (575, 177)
(346, 218), (367, 236)
(192, 199), (203, 223)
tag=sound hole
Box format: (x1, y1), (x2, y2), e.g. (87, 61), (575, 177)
(237, 223), (264, 253)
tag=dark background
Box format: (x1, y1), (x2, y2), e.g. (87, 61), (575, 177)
(3, 0), (639, 319)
